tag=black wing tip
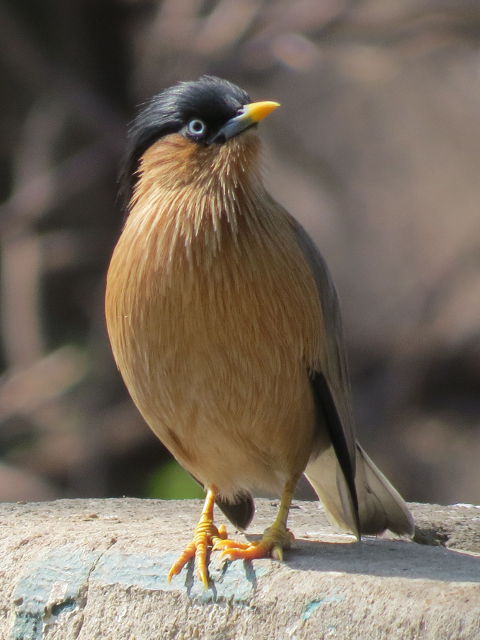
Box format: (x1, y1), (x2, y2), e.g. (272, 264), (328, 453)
(311, 371), (361, 537)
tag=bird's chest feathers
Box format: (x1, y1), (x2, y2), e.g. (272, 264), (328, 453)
(106, 180), (325, 423)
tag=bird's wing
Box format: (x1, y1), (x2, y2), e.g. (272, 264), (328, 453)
(291, 218), (414, 537)
(291, 219), (360, 536)
(292, 222), (356, 443)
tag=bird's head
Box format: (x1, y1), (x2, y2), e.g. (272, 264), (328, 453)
(120, 76), (280, 211)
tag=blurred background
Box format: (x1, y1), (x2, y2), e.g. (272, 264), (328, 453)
(0, 0), (479, 506)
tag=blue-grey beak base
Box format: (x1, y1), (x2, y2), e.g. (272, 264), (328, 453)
(209, 110), (255, 144)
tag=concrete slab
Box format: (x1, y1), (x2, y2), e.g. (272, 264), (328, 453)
(0, 499), (478, 639)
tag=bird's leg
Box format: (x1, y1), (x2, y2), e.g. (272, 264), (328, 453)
(167, 486), (227, 588)
(214, 473), (300, 562)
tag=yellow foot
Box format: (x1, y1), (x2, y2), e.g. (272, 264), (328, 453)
(213, 523), (294, 562)
(168, 521), (227, 588)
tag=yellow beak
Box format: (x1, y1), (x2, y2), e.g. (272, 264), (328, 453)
(242, 101), (281, 123)
(212, 100), (280, 142)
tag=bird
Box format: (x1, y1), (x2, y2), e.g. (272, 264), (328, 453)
(105, 75), (414, 589)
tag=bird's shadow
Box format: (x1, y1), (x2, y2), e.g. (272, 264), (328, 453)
(217, 532), (480, 586)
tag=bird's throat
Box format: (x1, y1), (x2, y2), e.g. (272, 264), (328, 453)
(123, 133), (265, 273)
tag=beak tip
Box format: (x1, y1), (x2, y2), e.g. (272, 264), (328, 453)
(245, 100), (281, 123)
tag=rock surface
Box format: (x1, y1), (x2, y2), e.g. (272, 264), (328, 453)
(0, 499), (479, 639)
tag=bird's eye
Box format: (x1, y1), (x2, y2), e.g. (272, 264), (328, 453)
(186, 119), (207, 137)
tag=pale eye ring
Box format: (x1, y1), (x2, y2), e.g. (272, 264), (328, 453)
(187, 119), (207, 137)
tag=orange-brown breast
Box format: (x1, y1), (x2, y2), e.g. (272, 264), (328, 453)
(106, 132), (326, 498)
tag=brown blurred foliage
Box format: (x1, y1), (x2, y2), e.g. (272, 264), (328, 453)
(0, 0), (479, 505)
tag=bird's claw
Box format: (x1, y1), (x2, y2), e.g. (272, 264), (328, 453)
(213, 524), (294, 562)
(168, 521), (228, 588)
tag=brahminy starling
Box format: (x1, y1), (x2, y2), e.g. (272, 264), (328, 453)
(105, 75), (414, 588)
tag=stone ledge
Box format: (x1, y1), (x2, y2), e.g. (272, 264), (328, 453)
(1, 499), (479, 639)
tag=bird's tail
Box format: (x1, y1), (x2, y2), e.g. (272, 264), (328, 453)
(305, 443), (414, 537)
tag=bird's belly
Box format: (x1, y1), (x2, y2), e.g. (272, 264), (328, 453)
(120, 303), (316, 496)
(163, 361), (315, 496)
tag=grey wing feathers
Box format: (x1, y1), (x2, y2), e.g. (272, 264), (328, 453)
(292, 222), (356, 446)
(354, 444), (414, 535)
(292, 219), (414, 538)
